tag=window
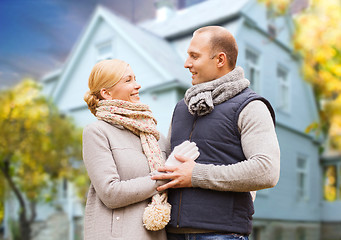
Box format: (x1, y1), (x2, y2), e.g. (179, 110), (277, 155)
(96, 40), (113, 61)
(62, 178), (68, 198)
(250, 227), (263, 240)
(296, 228), (306, 240)
(277, 66), (290, 112)
(323, 165), (339, 201)
(268, 24), (277, 39)
(297, 156), (308, 200)
(274, 228), (283, 240)
(245, 48), (260, 93)
(176, 88), (186, 102)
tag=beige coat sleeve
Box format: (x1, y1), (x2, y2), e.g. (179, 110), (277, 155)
(191, 100), (280, 192)
(82, 123), (162, 209)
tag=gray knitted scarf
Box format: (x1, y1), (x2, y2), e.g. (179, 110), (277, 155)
(184, 66), (250, 116)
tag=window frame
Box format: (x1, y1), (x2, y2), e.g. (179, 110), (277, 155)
(245, 47), (261, 94)
(296, 154), (309, 201)
(277, 65), (291, 113)
(96, 39), (115, 62)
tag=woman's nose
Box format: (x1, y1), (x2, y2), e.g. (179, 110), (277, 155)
(135, 82), (141, 89)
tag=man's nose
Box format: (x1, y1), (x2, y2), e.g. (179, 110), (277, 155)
(184, 58), (191, 68)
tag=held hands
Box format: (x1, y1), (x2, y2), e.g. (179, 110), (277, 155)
(152, 141), (200, 191)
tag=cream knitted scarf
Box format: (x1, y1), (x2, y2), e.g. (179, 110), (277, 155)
(184, 66), (250, 116)
(96, 99), (171, 231)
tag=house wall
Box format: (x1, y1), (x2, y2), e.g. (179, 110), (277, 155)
(236, 22), (318, 134)
(141, 88), (180, 135)
(232, 8), (323, 237)
(42, 73), (60, 98)
(55, 18), (169, 115)
(255, 126), (321, 220)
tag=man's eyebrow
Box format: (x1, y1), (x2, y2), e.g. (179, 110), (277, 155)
(188, 50), (199, 55)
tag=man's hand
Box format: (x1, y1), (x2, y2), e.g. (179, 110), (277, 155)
(152, 154), (195, 191)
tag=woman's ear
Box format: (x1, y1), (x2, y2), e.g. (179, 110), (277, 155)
(216, 52), (227, 68)
(100, 88), (112, 100)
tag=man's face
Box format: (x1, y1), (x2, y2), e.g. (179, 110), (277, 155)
(184, 32), (219, 85)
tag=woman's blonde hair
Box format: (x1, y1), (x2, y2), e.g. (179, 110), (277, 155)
(84, 59), (128, 116)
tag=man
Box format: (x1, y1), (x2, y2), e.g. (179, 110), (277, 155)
(152, 26), (280, 239)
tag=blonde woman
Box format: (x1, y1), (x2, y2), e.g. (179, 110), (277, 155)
(82, 59), (172, 240)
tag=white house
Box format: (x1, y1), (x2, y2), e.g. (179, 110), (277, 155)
(5, 0), (338, 239)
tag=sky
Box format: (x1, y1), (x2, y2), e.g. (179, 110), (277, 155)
(0, 0), (157, 89)
(0, 0), (310, 89)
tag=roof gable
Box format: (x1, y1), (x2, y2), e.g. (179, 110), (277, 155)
(101, 7), (190, 85)
(51, 5), (190, 103)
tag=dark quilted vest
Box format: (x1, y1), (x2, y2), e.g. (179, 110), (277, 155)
(168, 87), (275, 235)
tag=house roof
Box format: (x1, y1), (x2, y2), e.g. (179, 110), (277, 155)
(139, 0), (250, 38)
(99, 6), (190, 85)
(48, 0), (251, 100)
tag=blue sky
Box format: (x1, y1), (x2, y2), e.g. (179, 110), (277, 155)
(0, 0), (156, 88)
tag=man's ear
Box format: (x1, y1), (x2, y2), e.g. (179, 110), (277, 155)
(216, 52), (227, 68)
(100, 88), (112, 100)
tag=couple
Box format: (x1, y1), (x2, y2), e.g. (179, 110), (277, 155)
(82, 26), (280, 240)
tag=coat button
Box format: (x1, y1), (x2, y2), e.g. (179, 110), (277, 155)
(116, 217), (120, 221)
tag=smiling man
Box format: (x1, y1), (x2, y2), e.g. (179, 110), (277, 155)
(152, 26), (281, 240)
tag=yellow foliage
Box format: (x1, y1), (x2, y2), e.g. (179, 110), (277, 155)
(324, 185), (337, 201)
(0, 177), (4, 224)
(261, 0), (341, 151)
(324, 165), (337, 201)
(258, 0), (292, 15)
(256, 0), (341, 152)
(331, 64), (341, 77)
(0, 79), (85, 205)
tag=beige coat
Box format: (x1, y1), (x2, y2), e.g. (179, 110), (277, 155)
(82, 120), (169, 240)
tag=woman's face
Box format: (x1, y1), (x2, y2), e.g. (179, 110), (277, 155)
(107, 65), (141, 103)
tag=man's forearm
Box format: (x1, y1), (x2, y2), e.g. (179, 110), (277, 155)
(192, 100), (280, 192)
(192, 153), (279, 192)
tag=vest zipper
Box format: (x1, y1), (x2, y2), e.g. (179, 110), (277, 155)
(176, 190), (182, 228)
(189, 116), (197, 141)
(176, 115), (198, 228)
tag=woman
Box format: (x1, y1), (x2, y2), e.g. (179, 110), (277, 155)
(82, 59), (170, 240)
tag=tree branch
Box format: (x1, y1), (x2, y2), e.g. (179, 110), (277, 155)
(0, 155), (27, 223)
(29, 200), (37, 223)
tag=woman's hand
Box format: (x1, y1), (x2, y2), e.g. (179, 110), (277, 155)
(165, 140), (199, 167)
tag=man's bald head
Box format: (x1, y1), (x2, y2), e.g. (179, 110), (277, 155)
(194, 26), (238, 69)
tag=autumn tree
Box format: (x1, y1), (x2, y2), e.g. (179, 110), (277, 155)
(0, 79), (84, 240)
(259, 0), (341, 150)
(0, 176), (4, 229)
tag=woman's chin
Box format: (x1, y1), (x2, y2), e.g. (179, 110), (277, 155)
(130, 97), (140, 103)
